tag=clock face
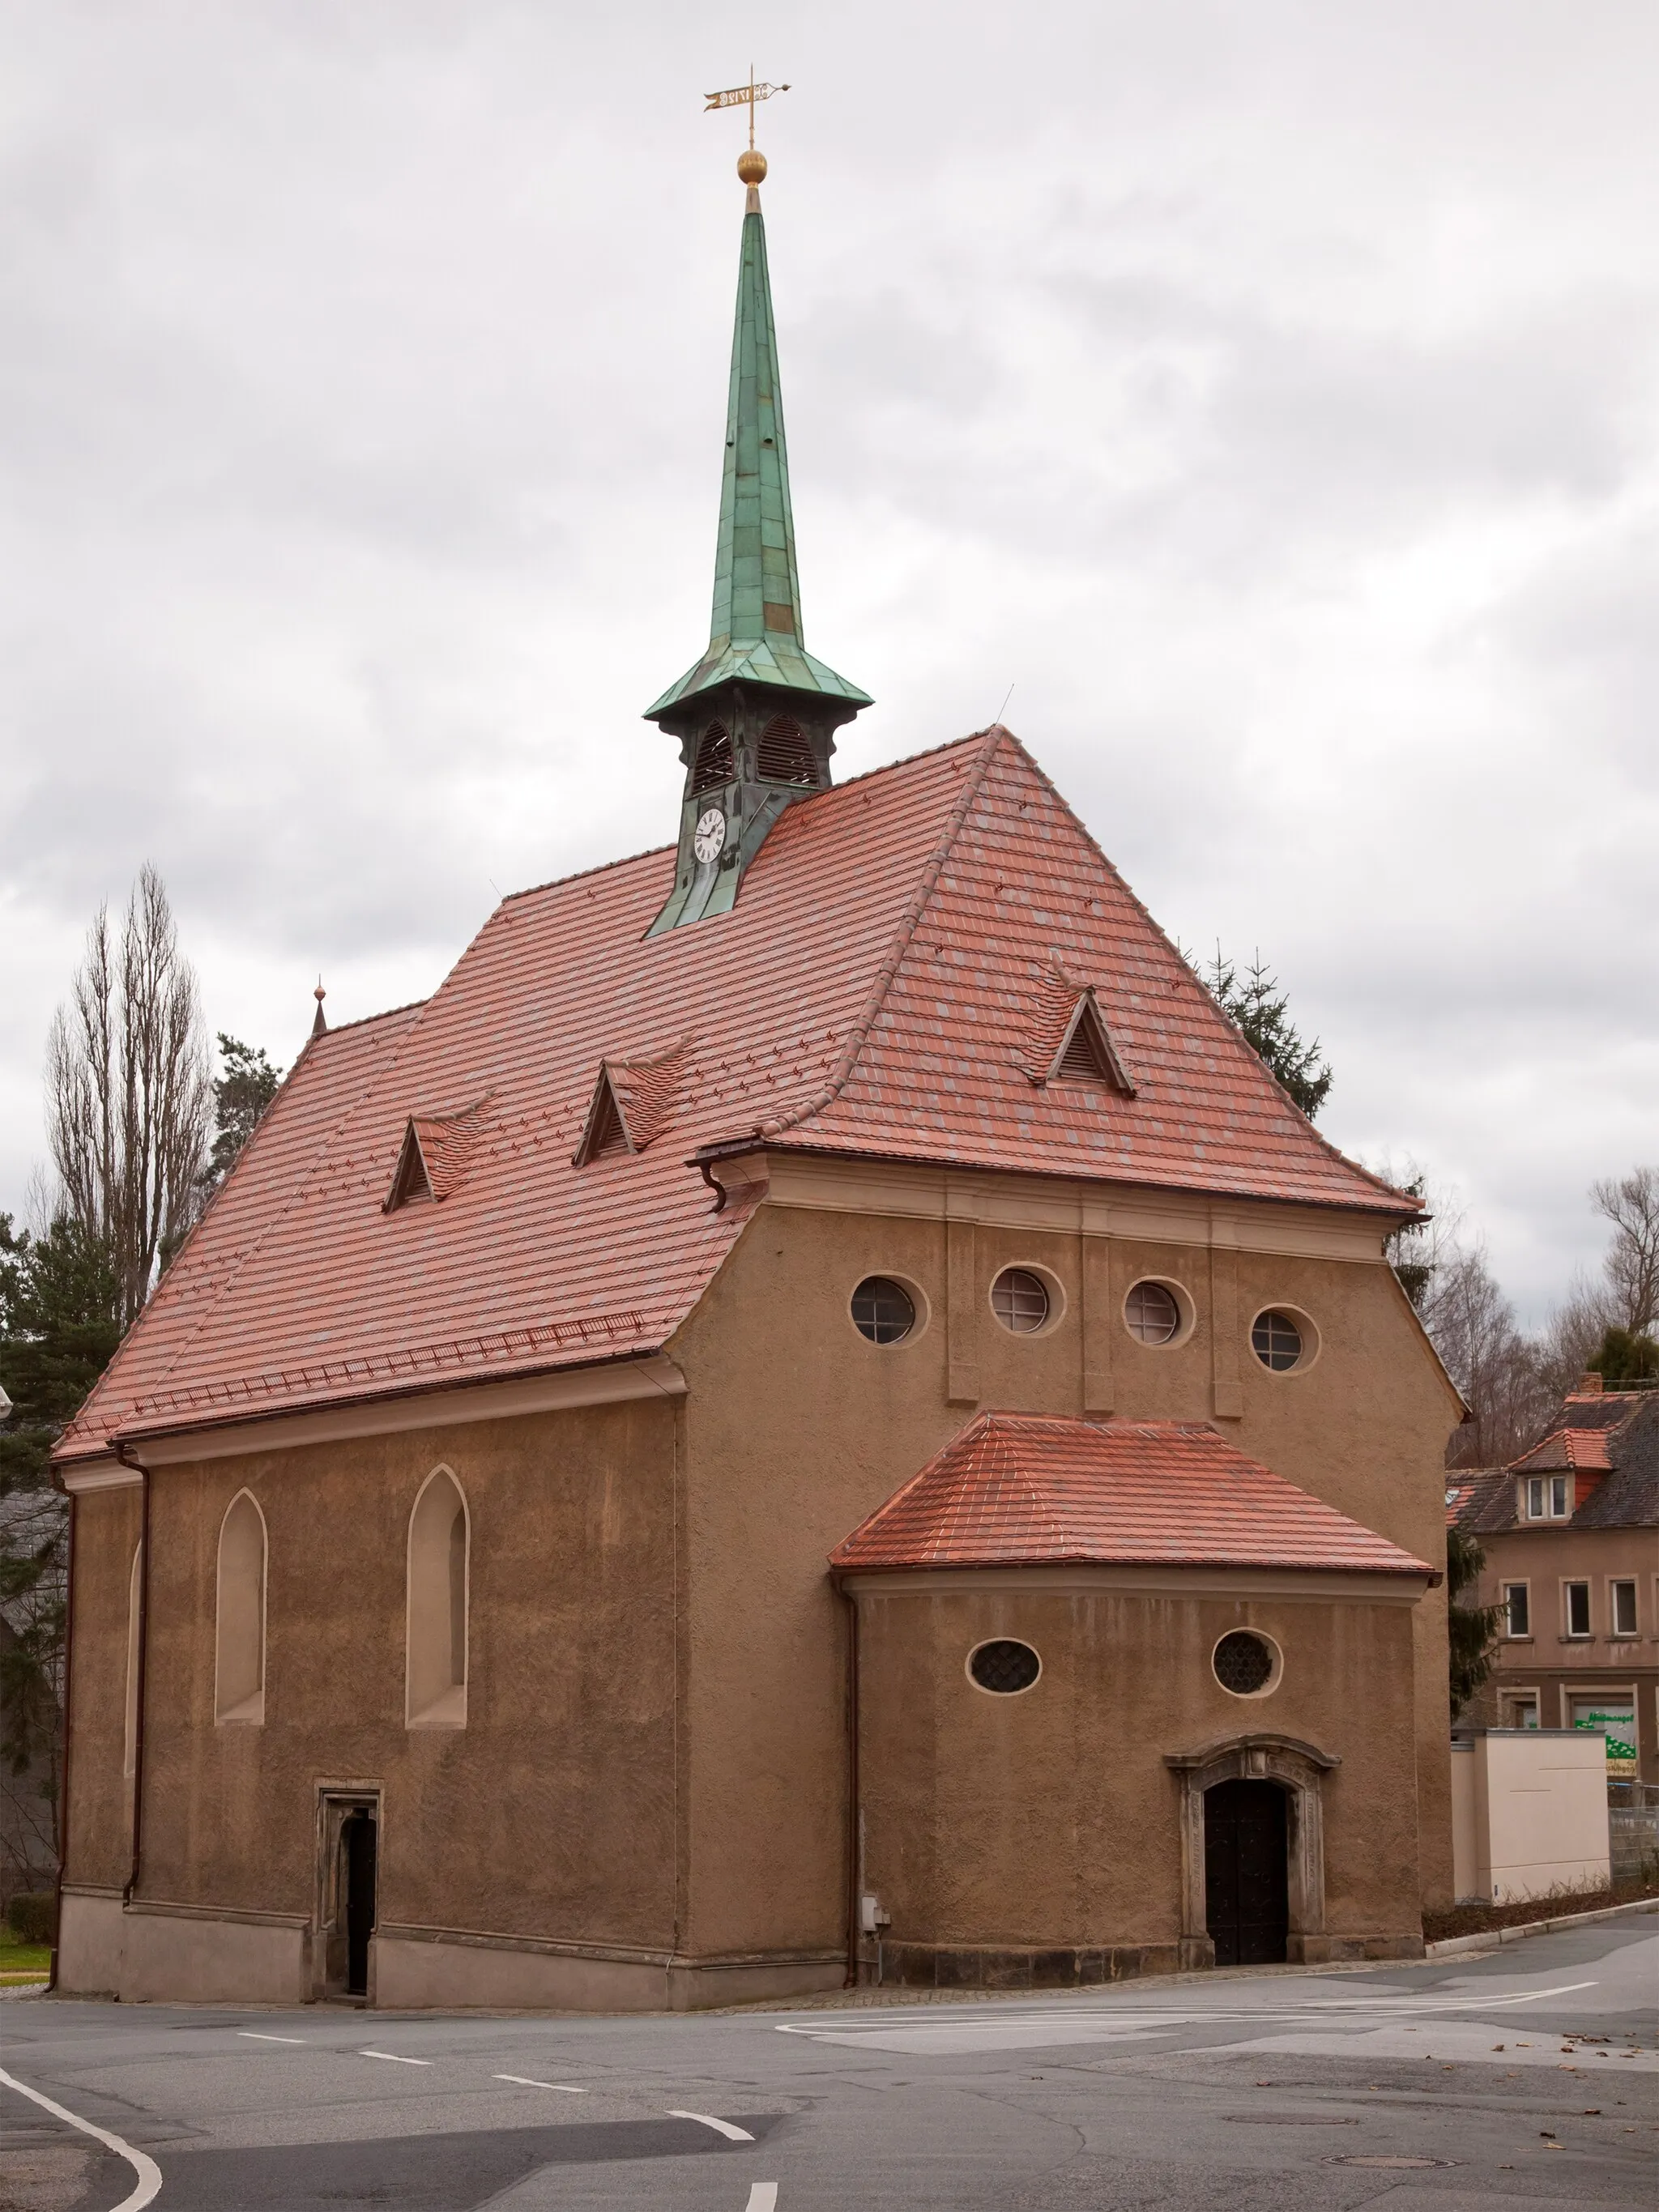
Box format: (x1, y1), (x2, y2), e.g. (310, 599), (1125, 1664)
(692, 808), (727, 864)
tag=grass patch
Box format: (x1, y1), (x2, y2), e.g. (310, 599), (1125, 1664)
(0, 1929), (51, 1977)
(1424, 1869), (1659, 1945)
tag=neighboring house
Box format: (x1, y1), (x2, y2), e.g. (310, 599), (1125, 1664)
(1451, 1379), (1659, 1785)
(50, 155), (1461, 2012)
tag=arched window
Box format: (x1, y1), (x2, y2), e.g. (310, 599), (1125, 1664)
(406, 1468), (468, 1728)
(215, 1491), (267, 1724)
(123, 1542), (143, 1779)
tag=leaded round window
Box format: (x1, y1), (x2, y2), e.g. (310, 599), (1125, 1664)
(1213, 1630), (1275, 1695)
(1251, 1309), (1303, 1371)
(851, 1276), (916, 1345)
(969, 1639), (1041, 1694)
(1125, 1281), (1180, 1345)
(991, 1268), (1049, 1333)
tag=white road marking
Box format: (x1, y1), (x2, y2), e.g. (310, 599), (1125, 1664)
(744, 2188), (778, 2210)
(668, 2109), (755, 2142)
(0, 2062), (163, 2212)
(495, 2074), (586, 2092)
(775, 1977), (1609, 2056)
(239, 2031), (307, 2044)
(358, 2049), (432, 2065)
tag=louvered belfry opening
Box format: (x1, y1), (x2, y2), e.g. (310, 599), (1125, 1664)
(756, 714), (818, 788)
(689, 722), (735, 796)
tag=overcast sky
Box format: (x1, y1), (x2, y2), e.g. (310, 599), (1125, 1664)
(2, 2), (1653, 1326)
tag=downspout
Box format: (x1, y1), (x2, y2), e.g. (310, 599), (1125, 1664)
(46, 1484), (77, 1994)
(116, 1442), (151, 1911)
(840, 1578), (860, 1988)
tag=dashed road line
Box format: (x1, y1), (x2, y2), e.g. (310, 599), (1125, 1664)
(0, 2063), (163, 2212)
(744, 2188), (778, 2210)
(495, 2074), (586, 2092)
(668, 2109), (755, 2142)
(239, 2031), (307, 2044)
(358, 2049), (432, 2065)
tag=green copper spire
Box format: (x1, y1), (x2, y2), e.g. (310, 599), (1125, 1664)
(645, 156), (870, 934)
(646, 190), (870, 721)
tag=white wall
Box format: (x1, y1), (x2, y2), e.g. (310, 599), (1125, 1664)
(1466, 1729), (1609, 1904)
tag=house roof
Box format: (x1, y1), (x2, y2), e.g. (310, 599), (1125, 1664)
(830, 1412), (1434, 1577)
(58, 728), (1418, 1465)
(1460, 1388), (1659, 1534)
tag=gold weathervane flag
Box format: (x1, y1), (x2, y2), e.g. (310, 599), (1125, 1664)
(705, 70), (790, 151)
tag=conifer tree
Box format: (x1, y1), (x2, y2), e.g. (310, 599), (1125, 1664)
(1197, 948), (1333, 1120)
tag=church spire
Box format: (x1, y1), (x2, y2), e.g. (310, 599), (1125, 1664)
(646, 108), (870, 935)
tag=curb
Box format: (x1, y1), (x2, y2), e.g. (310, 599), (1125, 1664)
(1426, 1894), (1659, 1958)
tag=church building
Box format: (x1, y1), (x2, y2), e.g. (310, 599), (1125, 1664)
(53, 136), (1460, 2010)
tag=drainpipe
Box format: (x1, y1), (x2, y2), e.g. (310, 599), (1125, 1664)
(840, 1579), (860, 1988)
(117, 1441), (151, 1912)
(46, 1484), (77, 1994)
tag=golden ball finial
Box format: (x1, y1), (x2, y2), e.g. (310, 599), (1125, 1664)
(736, 148), (767, 185)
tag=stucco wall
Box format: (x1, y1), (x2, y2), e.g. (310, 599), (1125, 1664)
(850, 1575), (1422, 1952)
(62, 1485), (143, 1894)
(669, 1177), (1459, 1964)
(99, 1395), (680, 1963)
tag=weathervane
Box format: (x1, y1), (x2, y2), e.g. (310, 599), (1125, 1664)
(705, 67), (790, 186)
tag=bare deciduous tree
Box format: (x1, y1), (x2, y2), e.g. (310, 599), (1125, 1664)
(45, 865), (211, 1325)
(1592, 1165), (1659, 1338)
(1424, 1246), (1556, 1468)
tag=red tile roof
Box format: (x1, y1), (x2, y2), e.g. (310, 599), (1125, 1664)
(830, 1413), (1433, 1576)
(59, 730), (1418, 1463)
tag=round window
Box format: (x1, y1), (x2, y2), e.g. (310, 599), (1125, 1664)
(1125, 1281), (1181, 1345)
(991, 1268), (1050, 1333)
(1213, 1630), (1276, 1696)
(1251, 1310), (1304, 1371)
(851, 1276), (916, 1345)
(969, 1639), (1041, 1694)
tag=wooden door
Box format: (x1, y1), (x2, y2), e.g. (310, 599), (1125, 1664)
(1204, 1779), (1288, 1966)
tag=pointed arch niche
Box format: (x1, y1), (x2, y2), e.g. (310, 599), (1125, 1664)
(406, 1467), (469, 1728)
(215, 1492), (267, 1724)
(123, 1542), (143, 1779)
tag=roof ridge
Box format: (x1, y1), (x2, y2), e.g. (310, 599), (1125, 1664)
(994, 733), (1422, 1219)
(709, 727), (1005, 1148)
(78, 990), (449, 1436)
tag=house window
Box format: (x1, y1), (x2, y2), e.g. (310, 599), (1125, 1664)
(991, 1268), (1050, 1334)
(1563, 1581), (1591, 1638)
(1502, 1583), (1530, 1638)
(1124, 1281), (1181, 1345)
(1525, 1475), (1569, 1519)
(1502, 1691), (1540, 1729)
(407, 1468), (468, 1728)
(1610, 1580), (1638, 1638)
(215, 1491), (267, 1724)
(851, 1276), (916, 1345)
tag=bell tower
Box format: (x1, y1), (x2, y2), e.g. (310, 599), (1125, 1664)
(645, 92), (870, 934)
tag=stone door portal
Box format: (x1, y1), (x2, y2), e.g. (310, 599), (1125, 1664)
(1204, 1778), (1289, 1966)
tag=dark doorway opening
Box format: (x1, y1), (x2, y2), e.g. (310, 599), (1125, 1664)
(1204, 1778), (1288, 1966)
(342, 1811), (377, 1997)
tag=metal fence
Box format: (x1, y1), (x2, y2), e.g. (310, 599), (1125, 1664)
(1609, 1784), (1659, 1882)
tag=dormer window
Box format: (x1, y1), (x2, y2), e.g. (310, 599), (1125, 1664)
(1524, 1474), (1569, 1520)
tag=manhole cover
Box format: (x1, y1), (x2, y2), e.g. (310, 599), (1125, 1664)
(1332, 2156), (1459, 2170)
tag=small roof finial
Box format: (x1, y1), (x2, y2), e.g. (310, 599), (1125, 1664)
(311, 977), (328, 1040)
(705, 67), (788, 202)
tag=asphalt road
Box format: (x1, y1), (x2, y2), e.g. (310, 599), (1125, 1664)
(2, 1918), (1655, 2211)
